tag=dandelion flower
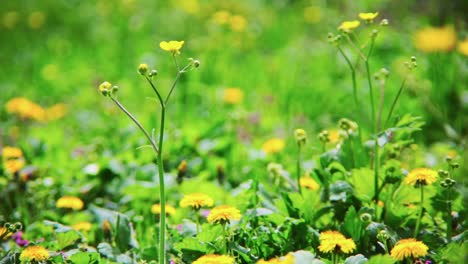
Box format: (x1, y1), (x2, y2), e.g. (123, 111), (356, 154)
(256, 253), (294, 263)
(358, 12), (379, 22)
(318, 230), (356, 254)
(159, 40), (185, 55)
(262, 138), (285, 154)
(328, 129), (341, 144)
(404, 168), (438, 186)
(180, 193), (214, 210)
(229, 15), (247, 32)
(45, 103), (68, 121)
(413, 25), (456, 53)
(390, 238), (428, 261)
(151, 204), (176, 216)
(19, 245), (50, 262)
(193, 254), (235, 264)
(458, 39), (468, 56)
(4, 159), (25, 174)
(2, 146), (23, 159)
(212, 10), (231, 25)
(300, 176), (319, 190)
(223, 88), (244, 104)
(207, 205), (241, 224)
(338, 20), (360, 32)
(56, 196), (84, 210)
(5, 97), (46, 121)
(72, 222), (92, 232)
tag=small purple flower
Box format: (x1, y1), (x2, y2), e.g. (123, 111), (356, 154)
(200, 209), (211, 218)
(425, 261), (432, 264)
(12, 232), (29, 247)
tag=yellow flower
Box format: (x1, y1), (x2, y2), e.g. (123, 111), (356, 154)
(303, 6), (322, 24)
(4, 159), (25, 174)
(0, 227), (12, 240)
(180, 193), (214, 210)
(159, 40), (185, 55)
(207, 205), (241, 224)
(19, 245), (50, 262)
(2, 146), (23, 159)
(223, 88), (244, 104)
(338, 20), (360, 32)
(358, 12), (379, 22)
(151, 204), (176, 216)
(262, 138), (285, 154)
(229, 15), (247, 32)
(175, 0), (200, 15)
(193, 254), (235, 264)
(300, 176), (319, 191)
(46, 103), (68, 121)
(56, 196), (84, 210)
(413, 25), (457, 53)
(99, 81), (112, 92)
(28, 11), (46, 29)
(294, 129), (307, 144)
(328, 129), (341, 144)
(212, 10), (231, 25)
(458, 39), (468, 56)
(390, 238), (428, 261)
(404, 168), (438, 186)
(256, 253), (295, 263)
(138, 63), (149, 75)
(318, 230), (356, 254)
(72, 222), (92, 232)
(5, 97), (46, 121)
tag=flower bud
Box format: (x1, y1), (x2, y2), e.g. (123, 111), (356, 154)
(380, 19), (389, 26)
(450, 162), (459, 169)
(377, 230), (390, 242)
(371, 29), (379, 38)
(318, 130), (330, 143)
(149, 70), (158, 78)
(438, 170), (449, 177)
(294, 128), (307, 146)
(112, 85), (119, 94)
(360, 213), (372, 223)
(339, 118), (358, 132)
(138, 63), (149, 76)
(193, 60), (200, 68)
(98, 81), (112, 96)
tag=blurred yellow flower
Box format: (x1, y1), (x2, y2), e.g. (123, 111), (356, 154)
(358, 12), (379, 22)
(28, 11), (46, 29)
(257, 253), (294, 264)
(46, 103), (68, 121)
(99, 81), (112, 93)
(328, 129), (341, 144)
(2, 11), (19, 29)
(207, 205), (241, 224)
(223, 88), (244, 104)
(72, 222), (92, 232)
(262, 138), (285, 154)
(413, 25), (456, 53)
(0, 227), (12, 240)
(175, 0), (200, 15)
(229, 15), (247, 32)
(338, 20), (360, 32)
(193, 254), (235, 264)
(458, 39), (468, 56)
(180, 193), (214, 210)
(304, 6), (322, 24)
(4, 159), (25, 174)
(318, 230), (356, 254)
(294, 129), (307, 144)
(390, 238), (428, 261)
(300, 176), (319, 190)
(2, 146), (25, 174)
(151, 204), (176, 216)
(212, 10), (231, 25)
(2, 146), (23, 159)
(159, 40), (185, 55)
(6, 97), (46, 121)
(56, 196), (84, 210)
(19, 245), (49, 262)
(404, 168), (438, 186)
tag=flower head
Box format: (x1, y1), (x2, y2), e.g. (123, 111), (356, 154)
(262, 138), (285, 154)
(45, 103), (68, 121)
(390, 238), (428, 261)
(151, 204), (176, 216)
(404, 168), (438, 186)
(56, 196), (84, 210)
(138, 63), (149, 75)
(5, 97), (46, 121)
(300, 176), (320, 190)
(223, 88), (244, 104)
(180, 193), (214, 210)
(159, 40), (185, 55)
(72, 222), (92, 232)
(0, 227), (12, 240)
(294, 129), (307, 145)
(2, 146), (23, 159)
(257, 253), (294, 263)
(19, 245), (49, 262)
(229, 15), (247, 32)
(358, 12), (379, 22)
(458, 39), (468, 56)
(98, 81), (113, 96)
(193, 254), (235, 264)
(318, 230), (356, 254)
(413, 25), (456, 53)
(338, 20), (360, 32)
(206, 205), (241, 224)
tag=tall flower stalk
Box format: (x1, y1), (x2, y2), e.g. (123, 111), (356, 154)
(98, 41), (199, 264)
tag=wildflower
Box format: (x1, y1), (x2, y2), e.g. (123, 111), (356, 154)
(0, 227), (11, 240)
(98, 81), (112, 96)
(151, 204), (176, 216)
(5, 97), (46, 121)
(328, 129), (341, 144)
(413, 26), (457, 53)
(159, 40), (185, 55)
(12, 231), (29, 246)
(207, 205), (241, 224)
(300, 176), (319, 190)
(19, 245), (50, 262)
(4, 159), (25, 174)
(262, 138), (285, 154)
(229, 15), (247, 32)
(358, 12), (379, 22)
(56, 196), (84, 210)
(404, 168), (438, 186)
(46, 103), (68, 121)
(223, 88), (244, 104)
(176, 0), (200, 15)
(390, 238), (428, 261)
(2, 11), (19, 29)
(212, 10), (231, 25)
(180, 193), (214, 210)
(338, 20), (360, 32)
(2, 146), (23, 159)
(458, 39), (468, 56)
(72, 222), (92, 232)
(193, 254), (235, 264)
(318, 230), (356, 254)
(339, 118), (358, 133)
(138, 63), (149, 75)
(257, 253), (294, 264)
(294, 129), (307, 145)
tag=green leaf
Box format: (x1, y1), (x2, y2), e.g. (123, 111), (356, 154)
(56, 230), (81, 250)
(97, 242), (115, 259)
(68, 252), (100, 264)
(197, 224), (223, 242)
(367, 254), (395, 264)
(344, 254), (368, 264)
(349, 168), (375, 202)
(341, 206), (363, 242)
(437, 242), (467, 263)
(44, 220), (73, 233)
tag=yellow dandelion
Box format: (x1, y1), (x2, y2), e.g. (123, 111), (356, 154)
(338, 20), (360, 32)
(328, 129), (341, 144)
(390, 238), (428, 261)
(413, 25), (457, 53)
(256, 253), (294, 264)
(404, 168), (438, 186)
(28, 11), (46, 29)
(262, 138), (285, 154)
(2, 146), (23, 159)
(207, 205), (241, 224)
(159, 40), (185, 55)
(223, 88), (244, 104)
(151, 204), (176, 216)
(212, 10), (231, 25)
(0, 227), (12, 240)
(193, 254), (235, 264)
(19, 245), (50, 262)
(5, 97), (46, 121)
(300, 176), (319, 191)
(318, 230), (356, 254)
(4, 159), (25, 174)
(358, 12), (379, 22)
(180, 193), (214, 210)
(458, 39), (468, 56)
(229, 15), (247, 32)
(45, 103), (68, 121)
(72, 222), (92, 232)
(56, 196), (84, 210)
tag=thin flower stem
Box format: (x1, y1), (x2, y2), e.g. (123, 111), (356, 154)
(157, 106), (166, 264)
(296, 144), (302, 195)
(337, 47), (359, 109)
(345, 34), (367, 61)
(414, 185), (424, 238)
(145, 76), (164, 107)
(165, 64), (191, 105)
(110, 97), (159, 154)
(376, 80), (386, 132)
(195, 211), (200, 234)
(384, 78), (407, 128)
(447, 188), (452, 242)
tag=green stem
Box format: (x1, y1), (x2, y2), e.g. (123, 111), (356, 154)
(157, 106), (166, 264)
(384, 78), (407, 128)
(296, 144), (302, 195)
(414, 185), (424, 238)
(447, 188), (452, 242)
(376, 80), (386, 132)
(337, 47), (359, 109)
(165, 63), (191, 105)
(195, 210), (200, 234)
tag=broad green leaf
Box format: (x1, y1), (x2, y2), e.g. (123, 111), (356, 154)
(56, 230), (81, 250)
(341, 206), (363, 242)
(68, 252), (100, 264)
(367, 254), (395, 264)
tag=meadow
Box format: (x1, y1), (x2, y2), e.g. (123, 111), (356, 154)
(0, 1), (467, 263)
